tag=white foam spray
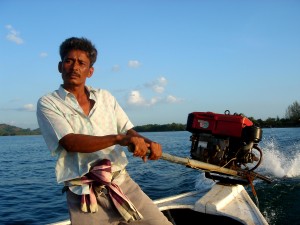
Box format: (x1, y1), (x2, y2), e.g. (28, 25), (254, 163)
(260, 138), (300, 178)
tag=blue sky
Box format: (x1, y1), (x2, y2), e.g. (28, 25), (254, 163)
(1, 0), (299, 129)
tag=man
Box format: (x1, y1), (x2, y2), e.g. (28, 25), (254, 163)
(37, 37), (172, 225)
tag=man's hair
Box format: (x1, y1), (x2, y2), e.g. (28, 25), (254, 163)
(59, 37), (98, 66)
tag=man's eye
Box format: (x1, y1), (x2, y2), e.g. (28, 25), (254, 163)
(64, 60), (72, 64)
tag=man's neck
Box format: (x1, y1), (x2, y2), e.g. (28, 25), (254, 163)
(63, 84), (86, 99)
(63, 84), (92, 115)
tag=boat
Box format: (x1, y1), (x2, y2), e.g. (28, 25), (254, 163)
(48, 182), (268, 225)
(155, 182), (268, 225)
(48, 111), (272, 225)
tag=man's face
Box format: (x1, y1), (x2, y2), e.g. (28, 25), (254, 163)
(59, 50), (94, 88)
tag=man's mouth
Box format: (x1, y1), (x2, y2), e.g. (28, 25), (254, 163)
(67, 72), (80, 78)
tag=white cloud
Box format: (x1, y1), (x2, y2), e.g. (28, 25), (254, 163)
(0, 103), (35, 112)
(149, 97), (160, 105)
(145, 76), (168, 94)
(126, 77), (182, 107)
(157, 76), (167, 85)
(127, 91), (161, 107)
(128, 60), (141, 68)
(19, 104), (35, 112)
(166, 95), (182, 103)
(152, 85), (165, 93)
(40, 52), (48, 58)
(7, 120), (17, 126)
(5, 24), (24, 44)
(112, 64), (120, 72)
(126, 90), (182, 107)
(128, 90), (146, 105)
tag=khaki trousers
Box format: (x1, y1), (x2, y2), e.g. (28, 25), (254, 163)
(66, 173), (173, 225)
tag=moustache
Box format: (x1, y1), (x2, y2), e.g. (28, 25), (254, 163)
(66, 72), (80, 77)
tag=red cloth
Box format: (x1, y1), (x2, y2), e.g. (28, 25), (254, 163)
(80, 159), (143, 222)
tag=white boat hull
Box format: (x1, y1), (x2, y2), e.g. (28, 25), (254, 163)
(48, 183), (268, 225)
(156, 184), (268, 225)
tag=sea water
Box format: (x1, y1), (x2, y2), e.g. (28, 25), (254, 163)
(0, 128), (299, 225)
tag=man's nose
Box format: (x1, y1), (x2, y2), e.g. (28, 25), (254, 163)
(71, 61), (80, 70)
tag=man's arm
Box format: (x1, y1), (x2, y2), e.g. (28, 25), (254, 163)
(59, 129), (162, 161)
(59, 133), (126, 153)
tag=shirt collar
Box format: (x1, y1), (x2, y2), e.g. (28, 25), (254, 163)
(57, 85), (97, 101)
(57, 85), (68, 100)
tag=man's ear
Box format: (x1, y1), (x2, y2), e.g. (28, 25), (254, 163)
(58, 61), (62, 73)
(87, 67), (94, 78)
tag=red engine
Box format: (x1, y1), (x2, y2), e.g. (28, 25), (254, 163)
(186, 111), (263, 171)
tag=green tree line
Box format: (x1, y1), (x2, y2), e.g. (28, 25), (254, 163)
(0, 124), (40, 136)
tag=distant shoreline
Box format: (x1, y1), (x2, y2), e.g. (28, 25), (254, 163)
(1, 120), (299, 136)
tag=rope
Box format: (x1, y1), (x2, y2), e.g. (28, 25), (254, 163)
(246, 172), (260, 208)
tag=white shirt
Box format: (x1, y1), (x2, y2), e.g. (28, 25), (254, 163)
(36, 85), (134, 194)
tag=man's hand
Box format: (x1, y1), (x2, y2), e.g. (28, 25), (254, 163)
(129, 136), (150, 162)
(124, 129), (163, 162)
(126, 137), (162, 162)
(147, 141), (162, 160)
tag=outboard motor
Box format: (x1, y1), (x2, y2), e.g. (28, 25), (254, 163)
(186, 110), (263, 171)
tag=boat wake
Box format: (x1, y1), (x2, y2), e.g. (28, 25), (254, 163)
(260, 138), (300, 178)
